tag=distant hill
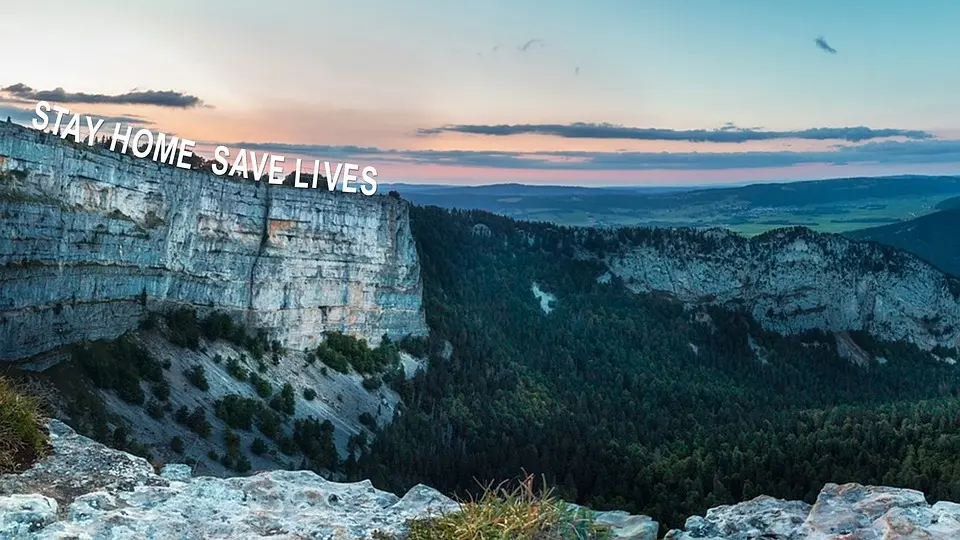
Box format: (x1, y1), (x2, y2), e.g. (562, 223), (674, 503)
(846, 208), (960, 276)
(389, 176), (960, 234)
(935, 195), (960, 211)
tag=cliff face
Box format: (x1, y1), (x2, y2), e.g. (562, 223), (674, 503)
(0, 122), (427, 361)
(601, 226), (960, 351)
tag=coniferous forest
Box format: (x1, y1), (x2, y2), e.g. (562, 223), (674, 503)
(355, 206), (960, 532)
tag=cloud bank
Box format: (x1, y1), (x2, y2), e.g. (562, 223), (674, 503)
(417, 122), (933, 143)
(1, 83), (206, 108)
(0, 104), (153, 127)
(223, 138), (960, 171)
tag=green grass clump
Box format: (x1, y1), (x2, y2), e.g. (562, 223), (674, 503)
(0, 376), (48, 474)
(406, 474), (611, 540)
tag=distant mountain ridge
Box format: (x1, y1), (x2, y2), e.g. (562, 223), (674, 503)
(847, 208), (960, 278)
(387, 176), (960, 232)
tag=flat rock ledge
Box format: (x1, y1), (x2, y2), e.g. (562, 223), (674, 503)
(0, 420), (657, 539)
(665, 483), (960, 539)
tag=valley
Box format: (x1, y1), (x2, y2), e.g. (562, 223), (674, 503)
(352, 206), (960, 532)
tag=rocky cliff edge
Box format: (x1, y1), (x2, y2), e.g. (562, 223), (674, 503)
(2, 420), (960, 539)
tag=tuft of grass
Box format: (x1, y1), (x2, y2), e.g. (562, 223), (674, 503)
(0, 376), (48, 474)
(406, 474), (612, 540)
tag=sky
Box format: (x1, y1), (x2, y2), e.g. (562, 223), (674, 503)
(2, 0), (960, 186)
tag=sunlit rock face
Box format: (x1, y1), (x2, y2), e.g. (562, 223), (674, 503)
(602, 226), (960, 351)
(0, 122), (427, 361)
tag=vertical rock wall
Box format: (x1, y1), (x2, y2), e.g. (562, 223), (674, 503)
(0, 122), (427, 361)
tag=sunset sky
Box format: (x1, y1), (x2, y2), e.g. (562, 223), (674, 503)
(3, 0), (960, 186)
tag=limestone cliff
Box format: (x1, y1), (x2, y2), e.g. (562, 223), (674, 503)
(0, 122), (428, 361)
(598, 226), (960, 351)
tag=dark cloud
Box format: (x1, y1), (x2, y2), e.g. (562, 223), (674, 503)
(417, 122), (933, 143)
(218, 138), (960, 172)
(1, 83), (207, 108)
(518, 38), (543, 52)
(815, 36), (837, 54)
(0, 103), (153, 127)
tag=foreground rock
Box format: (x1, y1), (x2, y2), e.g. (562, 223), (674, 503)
(665, 483), (960, 539)
(0, 421), (656, 539)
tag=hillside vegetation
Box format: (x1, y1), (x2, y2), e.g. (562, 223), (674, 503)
(847, 208), (960, 277)
(355, 206), (960, 533)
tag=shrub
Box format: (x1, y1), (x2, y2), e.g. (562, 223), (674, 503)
(250, 437), (268, 455)
(303, 388), (317, 401)
(358, 412), (376, 428)
(201, 312), (235, 341)
(248, 372), (272, 398)
(316, 343), (350, 373)
(151, 380), (170, 401)
(170, 436), (184, 454)
(214, 395), (261, 430)
(269, 383), (295, 416)
(139, 312), (159, 330)
(175, 406), (211, 438)
(225, 357), (248, 381)
(398, 335), (431, 358)
(184, 365), (209, 391)
(145, 400), (164, 419)
(0, 377), (48, 474)
(165, 308), (201, 349)
(347, 431), (369, 456)
(232, 454), (252, 473)
(406, 474), (612, 540)
(72, 336), (164, 405)
(362, 376), (382, 392)
(292, 417), (337, 471)
(256, 408), (283, 440)
(224, 429), (241, 454)
(246, 329), (269, 360)
(112, 425), (129, 450)
(278, 434), (297, 456)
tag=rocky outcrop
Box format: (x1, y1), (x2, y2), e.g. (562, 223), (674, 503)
(665, 482), (960, 539)
(603, 226), (960, 350)
(4, 421), (960, 539)
(0, 122), (428, 361)
(0, 420), (656, 539)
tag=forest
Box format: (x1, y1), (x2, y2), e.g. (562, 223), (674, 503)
(353, 206), (960, 532)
